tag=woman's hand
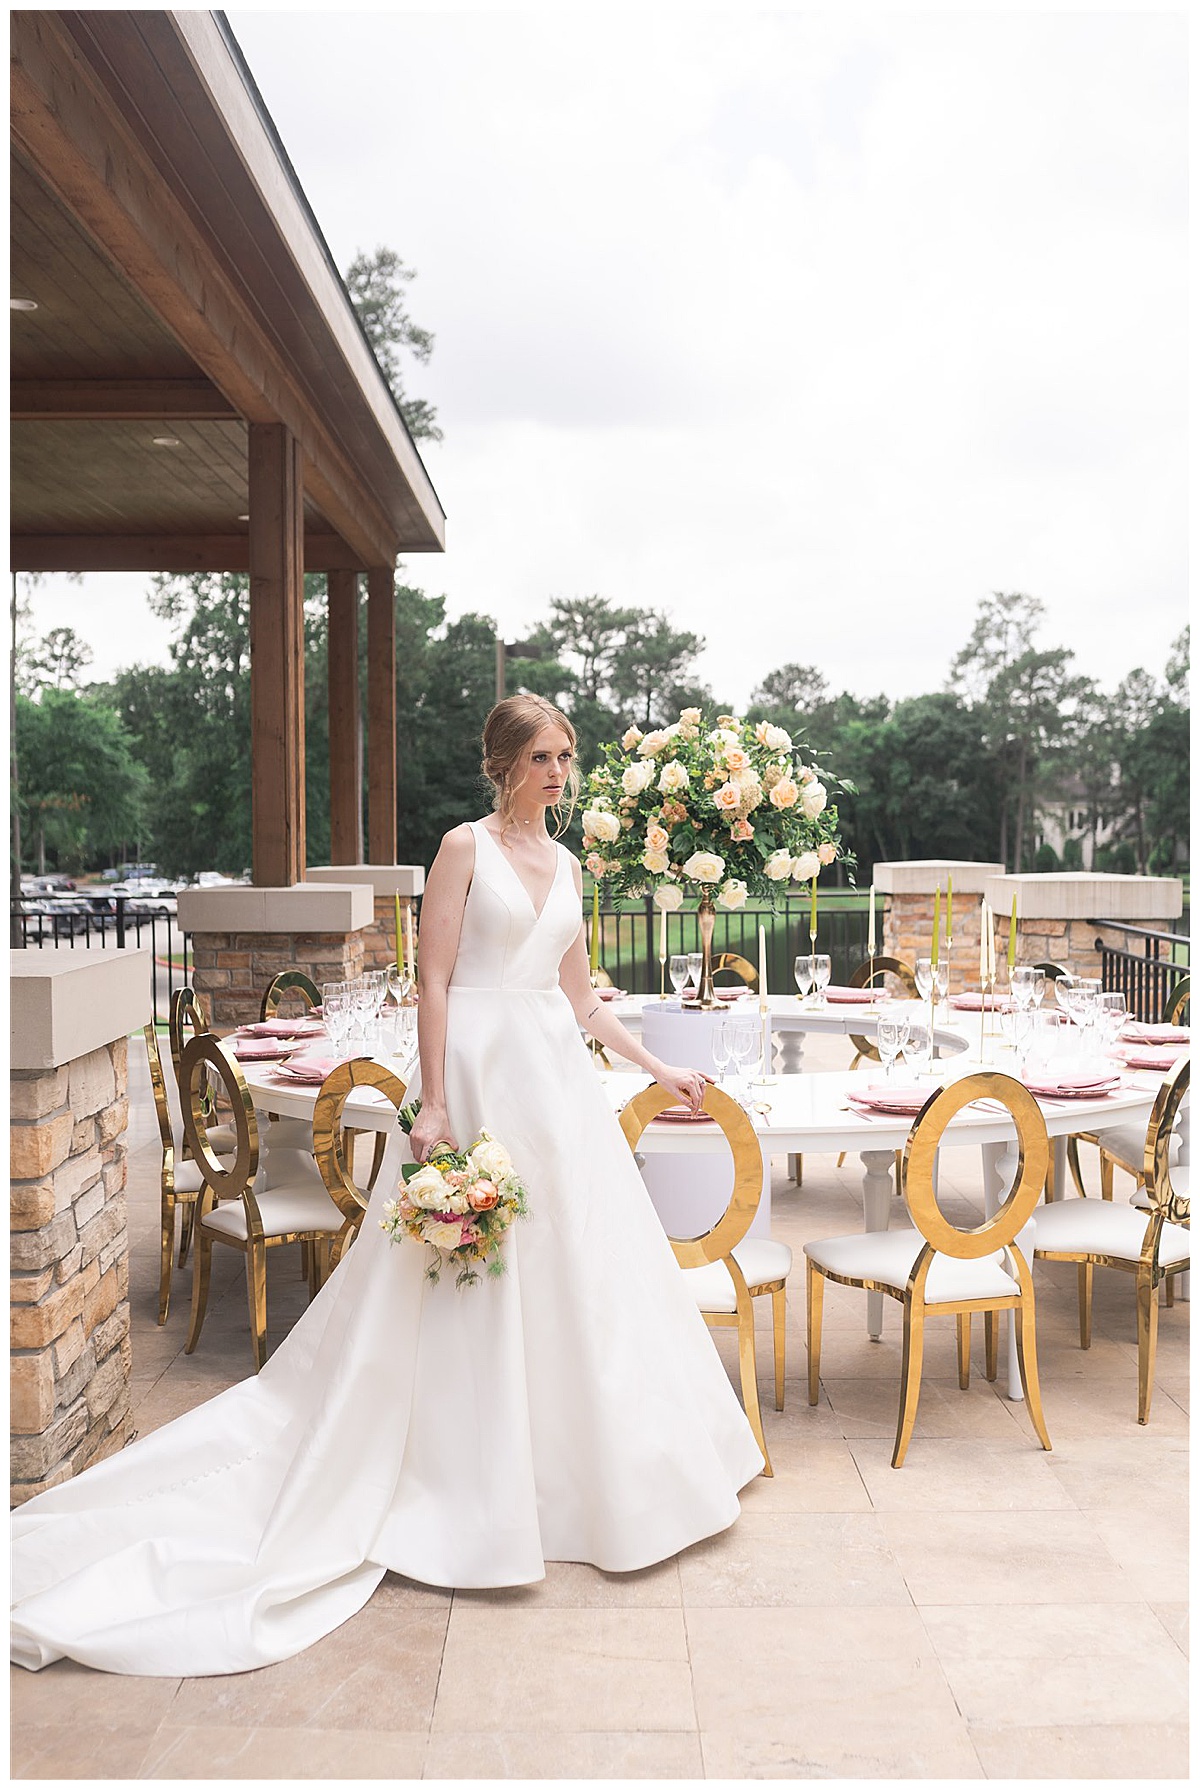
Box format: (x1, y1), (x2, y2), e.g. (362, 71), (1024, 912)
(652, 1061), (711, 1115)
(408, 1105), (458, 1164)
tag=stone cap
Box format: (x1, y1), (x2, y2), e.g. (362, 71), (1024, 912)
(873, 860), (1004, 896)
(983, 872), (1184, 922)
(10, 947), (152, 1069)
(305, 864), (425, 898)
(177, 882), (374, 934)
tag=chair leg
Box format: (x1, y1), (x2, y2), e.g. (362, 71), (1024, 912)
(734, 1305), (771, 1477)
(185, 1229), (213, 1355)
(177, 1198), (196, 1270)
(892, 1301), (926, 1469)
(247, 1242), (269, 1373)
(956, 1313), (971, 1390)
(1065, 1136), (1087, 1198)
(1136, 1267), (1160, 1425)
(1099, 1151), (1114, 1201)
(1013, 1297), (1052, 1451)
(788, 1153), (803, 1186)
(1077, 1262), (1093, 1349)
(1164, 1272), (1175, 1309)
(806, 1260), (824, 1407)
(158, 1192), (175, 1326)
(771, 1286), (786, 1412)
(984, 1310), (998, 1382)
(894, 1149), (902, 1196)
(368, 1131), (388, 1191)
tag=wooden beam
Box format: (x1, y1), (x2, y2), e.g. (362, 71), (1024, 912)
(10, 534), (366, 573)
(10, 378), (238, 420)
(248, 423), (306, 887)
(327, 570), (363, 865)
(366, 567), (397, 865)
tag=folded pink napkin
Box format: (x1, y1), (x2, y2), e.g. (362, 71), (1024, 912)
(1110, 1044), (1188, 1071)
(824, 986), (888, 1003)
(948, 991), (1014, 1012)
(596, 987), (626, 1001)
(1121, 1022), (1189, 1045)
(654, 1106), (715, 1125)
(274, 1055), (346, 1084)
(848, 1082), (942, 1116)
(715, 988), (746, 1002)
(1022, 1074), (1120, 1098)
(239, 1017), (323, 1038)
(230, 1037), (293, 1060)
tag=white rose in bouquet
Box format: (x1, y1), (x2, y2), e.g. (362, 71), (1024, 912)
(405, 1165), (455, 1210)
(469, 1134), (513, 1182)
(657, 759), (690, 794)
(683, 850), (725, 884)
(642, 847), (670, 874)
(621, 761), (654, 796)
(583, 807), (621, 843)
(423, 1219), (466, 1250)
(754, 720), (793, 752)
(791, 850), (821, 883)
(621, 726), (643, 750)
(653, 882), (684, 910)
(764, 849), (793, 881)
(637, 730), (670, 757)
(716, 878), (749, 910)
(801, 781), (827, 818)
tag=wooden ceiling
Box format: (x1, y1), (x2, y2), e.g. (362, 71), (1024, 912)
(9, 10), (446, 575)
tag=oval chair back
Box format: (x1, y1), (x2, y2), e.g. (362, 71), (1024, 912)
(179, 1032), (259, 1203)
(144, 1023), (175, 1157)
(618, 1081), (762, 1267)
(849, 955), (917, 1062)
(1032, 961), (1069, 983)
(313, 1059), (410, 1270)
(1164, 976), (1190, 1028)
(169, 986), (216, 1140)
(1144, 1053), (1190, 1235)
(712, 952), (759, 992)
(260, 969), (321, 1022)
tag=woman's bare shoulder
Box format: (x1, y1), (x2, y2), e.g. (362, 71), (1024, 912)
(430, 823), (476, 873)
(560, 844), (583, 888)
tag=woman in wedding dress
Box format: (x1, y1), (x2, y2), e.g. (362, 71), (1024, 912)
(11, 695), (763, 1677)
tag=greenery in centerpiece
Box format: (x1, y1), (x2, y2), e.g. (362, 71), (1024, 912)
(581, 707), (853, 908)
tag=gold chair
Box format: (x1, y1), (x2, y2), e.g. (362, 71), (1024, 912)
(1033, 1056), (1189, 1423)
(712, 952), (759, 992)
(312, 1059), (409, 1275)
(168, 985), (239, 1158)
(1165, 976), (1190, 1025)
(260, 969), (321, 1021)
(619, 1081), (788, 1476)
(805, 1072), (1052, 1468)
(181, 1034), (354, 1371)
(144, 1024), (233, 1325)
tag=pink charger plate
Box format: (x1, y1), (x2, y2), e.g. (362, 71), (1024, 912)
(847, 1081), (943, 1117)
(948, 992), (1015, 1012)
(1022, 1074), (1121, 1099)
(1120, 1022), (1189, 1046)
(229, 1037), (294, 1061)
(715, 987), (746, 1002)
(239, 1017), (324, 1038)
(1109, 1043), (1188, 1072)
(654, 1106), (715, 1125)
(596, 987), (627, 1001)
(824, 985), (890, 1003)
(270, 1055), (348, 1086)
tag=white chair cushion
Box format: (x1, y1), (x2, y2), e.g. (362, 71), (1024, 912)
(1033, 1197), (1190, 1267)
(805, 1226), (1022, 1304)
(170, 1155), (235, 1195)
(1087, 1122), (1181, 1173)
(1132, 1162), (1189, 1210)
(206, 1122), (240, 1152)
(202, 1181), (345, 1241)
(682, 1239), (793, 1314)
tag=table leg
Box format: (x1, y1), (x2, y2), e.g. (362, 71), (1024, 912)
(777, 1032), (805, 1182)
(859, 1149), (896, 1339)
(981, 1139), (1024, 1400)
(1050, 1136), (1067, 1200)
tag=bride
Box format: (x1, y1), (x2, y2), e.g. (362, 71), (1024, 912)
(10, 694), (763, 1677)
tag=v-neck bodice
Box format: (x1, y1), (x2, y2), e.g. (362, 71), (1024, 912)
(450, 821), (581, 991)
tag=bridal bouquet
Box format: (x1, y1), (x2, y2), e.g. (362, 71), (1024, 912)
(381, 1118), (529, 1289)
(581, 707), (850, 906)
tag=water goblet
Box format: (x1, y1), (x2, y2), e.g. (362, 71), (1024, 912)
(1031, 969), (1046, 1008)
(668, 954), (688, 999)
(728, 1014), (759, 1098)
(811, 954), (832, 1005)
(931, 960), (948, 1008)
(1097, 991), (1127, 1054)
(1053, 971), (1075, 1013)
(793, 954), (814, 1004)
(386, 960), (412, 1008)
(1010, 966), (1037, 1010)
(349, 976), (374, 1045)
(323, 993), (351, 1058)
(711, 1019), (733, 1089)
(876, 1012), (908, 1080)
(914, 958), (934, 1002)
(902, 1010), (932, 1076)
(686, 952), (703, 997)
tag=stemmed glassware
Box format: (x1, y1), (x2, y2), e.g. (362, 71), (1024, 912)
(793, 954), (814, 1005)
(348, 976), (375, 1047)
(1001, 1005), (1036, 1073)
(322, 987), (352, 1058)
(385, 959), (412, 1009)
(901, 1009), (932, 1076)
(1096, 991), (1128, 1056)
(686, 952), (703, 998)
(726, 1014), (759, 1099)
(711, 1019), (733, 1089)
(876, 1012), (909, 1080)
(668, 954), (688, 999)
(811, 954), (831, 1006)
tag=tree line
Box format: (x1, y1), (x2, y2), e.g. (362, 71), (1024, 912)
(12, 580), (1189, 884)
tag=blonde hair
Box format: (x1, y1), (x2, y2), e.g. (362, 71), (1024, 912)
(482, 695), (580, 839)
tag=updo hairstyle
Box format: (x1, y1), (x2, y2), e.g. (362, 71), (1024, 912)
(482, 695), (580, 839)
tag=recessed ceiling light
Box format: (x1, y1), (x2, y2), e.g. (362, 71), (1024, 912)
(10, 297), (38, 312)
(151, 436), (182, 448)
(237, 513), (250, 522)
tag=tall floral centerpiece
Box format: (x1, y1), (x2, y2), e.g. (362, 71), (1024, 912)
(582, 708), (849, 1007)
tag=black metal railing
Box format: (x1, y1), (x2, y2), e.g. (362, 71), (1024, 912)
(11, 897), (192, 1021)
(1093, 920), (1190, 1023)
(594, 897), (870, 995)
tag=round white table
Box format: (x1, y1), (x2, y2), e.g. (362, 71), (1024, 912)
(605, 992), (970, 1072)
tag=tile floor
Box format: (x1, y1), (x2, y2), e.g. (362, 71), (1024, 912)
(10, 1036), (1190, 1780)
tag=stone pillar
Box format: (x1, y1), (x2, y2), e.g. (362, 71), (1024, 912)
(304, 864), (425, 974)
(982, 872), (1184, 982)
(177, 883), (375, 1029)
(873, 860), (1004, 994)
(10, 948), (151, 1505)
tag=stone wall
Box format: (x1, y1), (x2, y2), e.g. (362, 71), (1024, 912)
(883, 893), (989, 995)
(190, 930), (367, 1029)
(360, 894), (419, 974)
(10, 1038), (131, 1506)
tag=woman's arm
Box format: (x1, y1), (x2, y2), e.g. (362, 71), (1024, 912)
(409, 825), (474, 1162)
(558, 860), (708, 1113)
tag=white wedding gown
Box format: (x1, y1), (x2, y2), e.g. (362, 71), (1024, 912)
(11, 822), (763, 1676)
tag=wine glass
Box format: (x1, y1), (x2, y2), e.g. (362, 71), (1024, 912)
(1010, 966), (1037, 1010)
(711, 1019), (733, 1089)
(392, 1003), (419, 1066)
(1031, 969), (1046, 1008)
(728, 1014), (759, 1097)
(793, 954), (814, 1004)
(687, 952), (703, 996)
(931, 959), (948, 1009)
(1097, 991), (1127, 1054)
(811, 954), (831, 1005)
(349, 976), (374, 1045)
(914, 958), (934, 1002)
(1053, 971), (1075, 1013)
(902, 1009), (931, 1076)
(876, 1012), (908, 1081)
(669, 954), (688, 998)
(323, 992), (351, 1057)
(385, 960), (412, 1009)
(1001, 1005), (1035, 1072)
(363, 969), (387, 1033)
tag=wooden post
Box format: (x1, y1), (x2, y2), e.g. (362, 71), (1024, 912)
(366, 566), (397, 864)
(326, 569), (363, 863)
(248, 423), (306, 886)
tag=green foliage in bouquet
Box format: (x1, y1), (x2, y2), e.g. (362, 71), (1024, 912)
(581, 707), (853, 909)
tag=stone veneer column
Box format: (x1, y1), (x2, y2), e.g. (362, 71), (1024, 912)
(177, 882), (375, 1028)
(982, 872), (1184, 982)
(10, 948), (151, 1505)
(873, 860), (1004, 994)
(304, 864), (425, 974)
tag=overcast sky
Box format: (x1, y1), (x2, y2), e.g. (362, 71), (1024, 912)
(28, 6), (1188, 712)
